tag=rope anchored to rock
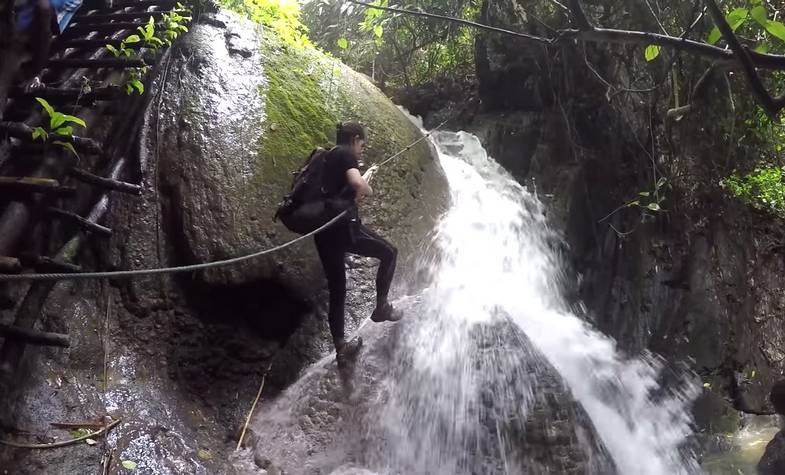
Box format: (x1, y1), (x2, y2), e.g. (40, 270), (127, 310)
(0, 120), (447, 282)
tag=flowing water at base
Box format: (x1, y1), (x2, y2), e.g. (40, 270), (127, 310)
(367, 128), (701, 474)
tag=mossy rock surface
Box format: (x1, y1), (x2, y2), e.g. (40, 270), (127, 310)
(157, 10), (447, 289)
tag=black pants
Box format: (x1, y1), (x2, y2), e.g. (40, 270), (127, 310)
(314, 221), (397, 342)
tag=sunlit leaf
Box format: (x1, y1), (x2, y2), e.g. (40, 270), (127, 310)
(765, 20), (785, 43)
(727, 8), (749, 31)
(337, 37), (348, 49)
(647, 202), (661, 211)
(62, 114), (86, 128)
(54, 126), (73, 136)
(121, 460), (138, 471)
(755, 42), (770, 54)
(707, 26), (721, 44)
(124, 34), (141, 44)
(644, 44), (660, 61)
(639, 191), (650, 197)
(373, 24), (383, 38)
(130, 80), (144, 94)
(35, 97), (55, 117)
(50, 112), (66, 130)
(751, 5), (768, 26)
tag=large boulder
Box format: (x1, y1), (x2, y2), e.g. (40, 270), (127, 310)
(156, 10), (447, 289)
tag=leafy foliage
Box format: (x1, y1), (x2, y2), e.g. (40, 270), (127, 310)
(32, 97), (86, 159)
(723, 167), (785, 217)
(626, 177), (669, 221)
(218, 0), (311, 47)
(303, 0), (479, 93)
(706, 0), (785, 53)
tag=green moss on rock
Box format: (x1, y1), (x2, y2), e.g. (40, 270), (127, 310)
(157, 10), (446, 288)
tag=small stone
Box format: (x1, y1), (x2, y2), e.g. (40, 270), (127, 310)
(254, 454), (271, 469)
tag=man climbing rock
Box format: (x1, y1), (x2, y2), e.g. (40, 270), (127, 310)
(316, 121), (403, 362)
(758, 380), (785, 474)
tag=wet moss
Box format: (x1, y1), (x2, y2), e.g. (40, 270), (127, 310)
(254, 35), (335, 187)
(249, 28), (430, 195)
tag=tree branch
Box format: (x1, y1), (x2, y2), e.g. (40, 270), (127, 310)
(706, 0), (785, 118)
(567, 0), (592, 30)
(348, 0), (785, 71)
(345, 0), (550, 44)
(0, 324), (70, 348)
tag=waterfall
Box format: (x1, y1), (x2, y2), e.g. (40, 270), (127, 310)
(370, 128), (701, 474)
(248, 124), (702, 475)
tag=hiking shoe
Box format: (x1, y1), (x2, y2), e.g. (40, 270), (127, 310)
(336, 336), (363, 361)
(371, 302), (404, 323)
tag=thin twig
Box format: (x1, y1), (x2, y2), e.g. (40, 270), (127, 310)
(706, 0), (785, 117)
(345, 0), (550, 44)
(236, 362), (273, 451)
(348, 0), (785, 72)
(642, 0), (668, 35)
(0, 419), (121, 449)
(609, 222), (637, 237)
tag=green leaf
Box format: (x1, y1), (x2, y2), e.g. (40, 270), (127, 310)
(124, 34), (141, 44)
(130, 80), (144, 94)
(337, 37), (348, 49)
(60, 114), (86, 128)
(53, 140), (79, 159)
(50, 112), (66, 130)
(54, 126), (73, 136)
(644, 44), (660, 61)
(751, 5), (768, 26)
(106, 44), (119, 56)
(764, 20), (785, 43)
(373, 24), (383, 38)
(727, 8), (749, 31)
(703, 382), (712, 389)
(626, 200), (640, 207)
(121, 460), (138, 471)
(707, 26), (721, 45)
(638, 191), (650, 197)
(755, 42), (770, 54)
(647, 202), (661, 211)
(656, 177), (667, 188)
(35, 97), (55, 118)
(31, 127), (47, 141)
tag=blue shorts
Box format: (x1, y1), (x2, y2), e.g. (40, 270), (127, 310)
(15, 0), (83, 34)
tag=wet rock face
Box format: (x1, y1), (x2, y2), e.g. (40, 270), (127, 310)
(156, 10), (447, 291)
(457, 3), (785, 439)
(250, 314), (614, 475)
(0, 10), (448, 475)
(464, 109), (785, 435)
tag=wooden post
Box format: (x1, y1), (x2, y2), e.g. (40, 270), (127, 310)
(68, 167), (142, 195)
(47, 208), (113, 236)
(0, 325), (70, 348)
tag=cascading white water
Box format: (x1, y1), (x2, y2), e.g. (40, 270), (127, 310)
(374, 127), (702, 474)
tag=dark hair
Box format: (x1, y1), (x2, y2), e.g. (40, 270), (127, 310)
(336, 121), (365, 145)
(771, 380), (785, 415)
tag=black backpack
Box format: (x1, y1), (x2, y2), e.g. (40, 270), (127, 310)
(273, 147), (352, 234)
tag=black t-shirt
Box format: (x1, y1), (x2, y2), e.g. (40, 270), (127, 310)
(322, 145), (360, 200)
